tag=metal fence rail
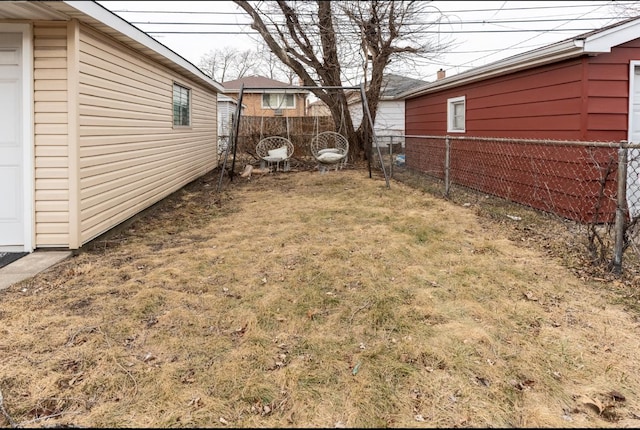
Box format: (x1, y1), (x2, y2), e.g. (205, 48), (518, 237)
(372, 134), (640, 274)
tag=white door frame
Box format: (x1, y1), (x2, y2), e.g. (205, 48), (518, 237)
(626, 61), (640, 218)
(0, 24), (33, 253)
(628, 61), (640, 144)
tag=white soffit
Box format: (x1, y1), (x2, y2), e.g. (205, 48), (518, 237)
(0, 0), (224, 93)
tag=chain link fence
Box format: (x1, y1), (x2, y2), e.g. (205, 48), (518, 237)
(372, 134), (640, 275)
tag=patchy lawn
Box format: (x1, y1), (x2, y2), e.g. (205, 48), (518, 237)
(1, 167), (640, 428)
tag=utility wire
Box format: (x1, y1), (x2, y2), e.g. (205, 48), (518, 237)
(101, 1), (634, 75)
(144, 29), (608, 35)
(105, 1), (638, 15)
(126, 16), (626, 26)
(451, 1), (614, 72)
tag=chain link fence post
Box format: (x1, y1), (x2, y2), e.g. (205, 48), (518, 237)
(613, 140), (628, 274)
(389, 136), (394, 178)
(444, 136), (451, 197)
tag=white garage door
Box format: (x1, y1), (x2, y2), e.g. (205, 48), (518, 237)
(0, 32), (24, 248)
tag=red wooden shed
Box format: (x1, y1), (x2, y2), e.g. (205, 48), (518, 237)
(401, 16), (640, 222)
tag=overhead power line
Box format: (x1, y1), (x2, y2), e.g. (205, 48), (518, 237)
(99, 0), (636, 77)
(107, 1), (639, 15)
(143, 29), (609, 35)
(126, 16), (623, 26)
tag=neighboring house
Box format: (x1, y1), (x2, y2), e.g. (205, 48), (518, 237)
(217, 94), (244, 136)
(306, 98), (331, 117)
(217, 94), (244, 155)
(349, 74), (428, 139)
(400, 16), (640, 223)
(221, 76), (308, 117)
(402, 16), (640, 142)
(0, 1), (224, 252)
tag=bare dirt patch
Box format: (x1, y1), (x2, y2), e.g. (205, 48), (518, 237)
(2, 167), (640, 428)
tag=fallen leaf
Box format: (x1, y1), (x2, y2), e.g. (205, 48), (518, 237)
(579, 395), (603, 414)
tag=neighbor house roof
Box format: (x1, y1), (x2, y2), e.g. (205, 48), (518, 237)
(401, 14), (640, 99)
(379, 74), (429, 99)
(218, 94), (246, 110)
(346, 74), (427, 104)
(221, 76), (308, 93)
(0, 0), (224, 93)
(218, 94), (239, 103)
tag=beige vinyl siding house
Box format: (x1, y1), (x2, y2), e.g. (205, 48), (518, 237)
(1, 1), (223, 252)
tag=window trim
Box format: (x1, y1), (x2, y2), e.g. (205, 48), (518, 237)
(173, 82), (191, 127)
(261, 92), (296, 110)
(447, 95), (466, 133)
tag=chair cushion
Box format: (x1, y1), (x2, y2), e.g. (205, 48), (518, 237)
(318, 148), (340, 155)
(317, 152), (345, 163)
(267, 146), (288, 160)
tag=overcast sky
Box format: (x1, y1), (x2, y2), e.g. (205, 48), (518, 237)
(97, 1), (634, 82)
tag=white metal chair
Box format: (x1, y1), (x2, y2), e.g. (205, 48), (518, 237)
(310, 131), (349, 171)
(256, 136), (294, 172)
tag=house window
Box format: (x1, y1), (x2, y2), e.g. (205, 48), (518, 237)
(447, 96), (465, 133)
(262, 93), (295, 110)
(173, 83), (191, 126)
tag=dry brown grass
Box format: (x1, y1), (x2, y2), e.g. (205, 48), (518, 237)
(2, 166), (640, 428)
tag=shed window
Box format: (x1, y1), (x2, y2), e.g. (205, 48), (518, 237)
(262, 93), (295, 109)
(173, 83), (191, 126)
(447, 96), (465, 133)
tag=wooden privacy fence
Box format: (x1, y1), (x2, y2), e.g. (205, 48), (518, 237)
(233, 116), (336, 158)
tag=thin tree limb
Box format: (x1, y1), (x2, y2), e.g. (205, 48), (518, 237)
(0, 387), (17, 428)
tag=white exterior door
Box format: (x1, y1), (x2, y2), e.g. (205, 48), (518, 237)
(628, 63), (640, 218)
(0, 28), (31, 251)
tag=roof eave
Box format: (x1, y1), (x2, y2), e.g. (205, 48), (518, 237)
(402, 39), (586, 99)
(62, 1), (224, 93)
(222, 88), (308, 94)
(582, 16), (640, 52)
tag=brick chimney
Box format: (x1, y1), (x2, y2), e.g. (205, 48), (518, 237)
(437, 68), (446, 80)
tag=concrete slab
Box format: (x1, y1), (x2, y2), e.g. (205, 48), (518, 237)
(0, 250), (71, 291)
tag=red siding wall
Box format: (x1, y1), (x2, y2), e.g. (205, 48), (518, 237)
(405, 59), (586, 139)
(585, 39), (640, 141)
(406, 39), (640, 140)
(404, 40), (640, 222)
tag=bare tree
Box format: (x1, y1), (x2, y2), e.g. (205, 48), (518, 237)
(232, 0), (448, 160)
(198, 45), (299, 83)
(610, 2), (640, 17)
(198, 46), (261, 82)
(256, 45), (298, 83)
